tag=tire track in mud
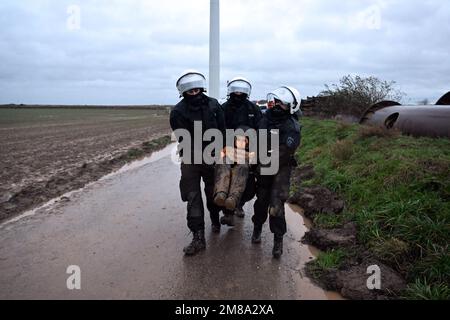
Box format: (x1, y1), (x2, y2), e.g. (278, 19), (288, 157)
(0, 108), (171, 220)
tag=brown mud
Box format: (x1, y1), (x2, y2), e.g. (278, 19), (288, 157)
(0, 108), (171, 221)
(288, 165), (407, 299)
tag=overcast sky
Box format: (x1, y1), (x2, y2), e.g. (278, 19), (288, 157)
(0, 0), (449, 105)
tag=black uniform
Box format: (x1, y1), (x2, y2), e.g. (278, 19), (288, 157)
(221, 94), (262, 131)
(221, 95), (262, 212)
(170, 93), (226, 232)
(252, 108), (301, 236)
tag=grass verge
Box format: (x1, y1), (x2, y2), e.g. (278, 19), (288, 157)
(308, 249), (348, 279)
(295, 117), (450, 299)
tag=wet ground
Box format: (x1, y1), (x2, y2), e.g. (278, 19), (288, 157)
(0, 144), (342, 300)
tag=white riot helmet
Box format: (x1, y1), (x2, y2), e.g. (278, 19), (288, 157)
(176, 69), (207, 96)
(267, 86), (301, 114)
(227, 77), (252, 97)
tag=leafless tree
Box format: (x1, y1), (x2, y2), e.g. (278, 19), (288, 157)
(317, 75), (405, 117)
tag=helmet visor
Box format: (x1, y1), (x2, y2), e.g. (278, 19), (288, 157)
(177, 73), (206, 94)
(267, 94), (289, 110)
(228, 80), (251, 96)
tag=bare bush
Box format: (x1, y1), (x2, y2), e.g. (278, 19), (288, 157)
(318, 75), (405, 118)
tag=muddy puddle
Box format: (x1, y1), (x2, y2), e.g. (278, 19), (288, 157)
(284, 204), (343, 299)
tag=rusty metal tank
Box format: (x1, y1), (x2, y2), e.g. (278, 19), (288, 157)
(359, 92), (450, 138)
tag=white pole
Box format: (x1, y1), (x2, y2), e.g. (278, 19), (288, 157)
(209, 0), (220, 100)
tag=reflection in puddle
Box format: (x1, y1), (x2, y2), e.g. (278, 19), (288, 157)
(285, 203), (343, 300)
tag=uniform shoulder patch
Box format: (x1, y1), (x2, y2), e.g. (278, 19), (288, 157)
(286, 136), (295, 148)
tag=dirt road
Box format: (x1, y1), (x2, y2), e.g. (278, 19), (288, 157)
(0, 144), (341, 300)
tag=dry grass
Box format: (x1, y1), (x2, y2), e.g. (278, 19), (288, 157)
(310, 147), (323, 157)
(336, 121), (352, 132)
(383, 166), (419, 187)
(357, 125), (401, 139)
(331, 139), (354, 162)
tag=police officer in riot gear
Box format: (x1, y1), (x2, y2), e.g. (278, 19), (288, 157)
(222, 77), (261, 130)
(170, 70), (226, 256)
(219, 77), (262, 224)
(252, 86), (302, 259)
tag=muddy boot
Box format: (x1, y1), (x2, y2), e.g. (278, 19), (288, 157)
(211, 223), (221, 234)
(183, 230), (206, 256)
(272, 235), (283, 259)
(224, 196), (238, 210)
(214, 164), (231, 206)
(251, 225), (262, 244)
(214, 192), (227, 207)
(220, 214), (235, 227)
(225, 165), (248, 211)
(235, 206), (245, 218)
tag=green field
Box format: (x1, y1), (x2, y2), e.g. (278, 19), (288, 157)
(295, 118), (450, 300)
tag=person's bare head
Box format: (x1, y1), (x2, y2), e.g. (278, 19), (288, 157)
(235, 135), (248, 150)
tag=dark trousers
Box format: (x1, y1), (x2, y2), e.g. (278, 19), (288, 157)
(252, 165), (292, 236)
(180, 163), (221, 232)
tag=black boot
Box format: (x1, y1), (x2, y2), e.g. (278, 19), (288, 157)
(183, 230), (206, 256)
(211, 224), (221, 234)
(251, 225), (262, 244)
(272, 235), (283, 259)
